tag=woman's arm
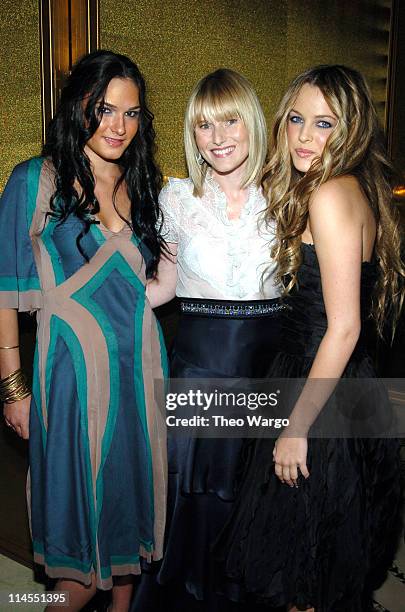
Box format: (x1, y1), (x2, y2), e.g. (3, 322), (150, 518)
(274, 178), (366, 484)
(0, 308), (30, 439)
(146, 243), (178, 308)
(304, 184), (363, 377)
(147, 178), (181, 308)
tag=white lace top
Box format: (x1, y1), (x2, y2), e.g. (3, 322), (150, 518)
(159, 174), (279, 300)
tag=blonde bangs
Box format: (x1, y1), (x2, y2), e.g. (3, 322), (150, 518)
(190, 91), (242, 127)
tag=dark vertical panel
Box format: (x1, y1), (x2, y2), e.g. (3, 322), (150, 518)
(71, 0), (90, 64)
(39, 0), (100, 143)
(52, 0), (70, 106)
(386, 0), (405, 173)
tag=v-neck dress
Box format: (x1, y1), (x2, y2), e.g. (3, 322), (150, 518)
(0, 157), (168, 590)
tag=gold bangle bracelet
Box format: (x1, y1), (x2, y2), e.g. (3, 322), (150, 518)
(0, 368), (31, 404)
(2, 390), (31, 403)
(0, 369), (24, 386)
(0, 345), (19, 349)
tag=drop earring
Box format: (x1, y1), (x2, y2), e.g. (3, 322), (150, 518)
(196, 152), (204, 166)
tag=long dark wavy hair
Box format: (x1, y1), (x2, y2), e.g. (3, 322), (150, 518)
(42, 50), (163, 277)
(264, 64), (404, 338)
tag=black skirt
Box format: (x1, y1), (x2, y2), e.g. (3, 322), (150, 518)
(131, 298), (283, 612)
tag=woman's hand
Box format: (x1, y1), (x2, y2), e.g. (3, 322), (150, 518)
(3, 395), (31, 439)
(273, 436), (309, 486)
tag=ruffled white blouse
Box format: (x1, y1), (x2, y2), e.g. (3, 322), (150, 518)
(159, 174), (279, 300)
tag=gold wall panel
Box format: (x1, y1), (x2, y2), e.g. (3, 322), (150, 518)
(0, 1), (391, 190)
(0, 0), (42, 191)
(100, 0), (391, 179)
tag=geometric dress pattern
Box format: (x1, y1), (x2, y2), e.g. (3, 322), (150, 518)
(0, 157), (167, 589)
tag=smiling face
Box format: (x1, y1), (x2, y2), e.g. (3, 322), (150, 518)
(84, 77), (140, 166)
(286, 83), (337, 173)
(194, 116), (250, 179)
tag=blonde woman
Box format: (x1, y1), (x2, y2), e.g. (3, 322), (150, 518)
(136, 69), (282, 611)
(215, 65), (404, 612)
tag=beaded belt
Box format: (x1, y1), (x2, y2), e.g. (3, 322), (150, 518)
(179, 298), (285, 318)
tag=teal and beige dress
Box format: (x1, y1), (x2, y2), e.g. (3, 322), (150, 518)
(0, 157), (168, 589)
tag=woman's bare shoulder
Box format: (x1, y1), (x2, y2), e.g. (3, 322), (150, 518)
(310, 175), (369, 220)
(314, 175), (365, 199)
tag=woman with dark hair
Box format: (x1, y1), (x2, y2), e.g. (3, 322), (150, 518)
(215, 65), (404, 612)
(0, 50), (167, 611)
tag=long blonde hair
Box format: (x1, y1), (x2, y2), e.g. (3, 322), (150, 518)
(184, 68), (267, 197)
(264, 64), (404, 338)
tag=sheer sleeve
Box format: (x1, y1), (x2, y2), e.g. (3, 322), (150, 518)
(158, 179), (181, 244)
(0, 160), (42, 311)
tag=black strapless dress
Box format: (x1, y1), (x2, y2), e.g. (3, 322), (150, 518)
(214, 244), (402, 612)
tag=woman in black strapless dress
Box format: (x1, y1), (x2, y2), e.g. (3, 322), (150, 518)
(215, 65), (404, 612)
